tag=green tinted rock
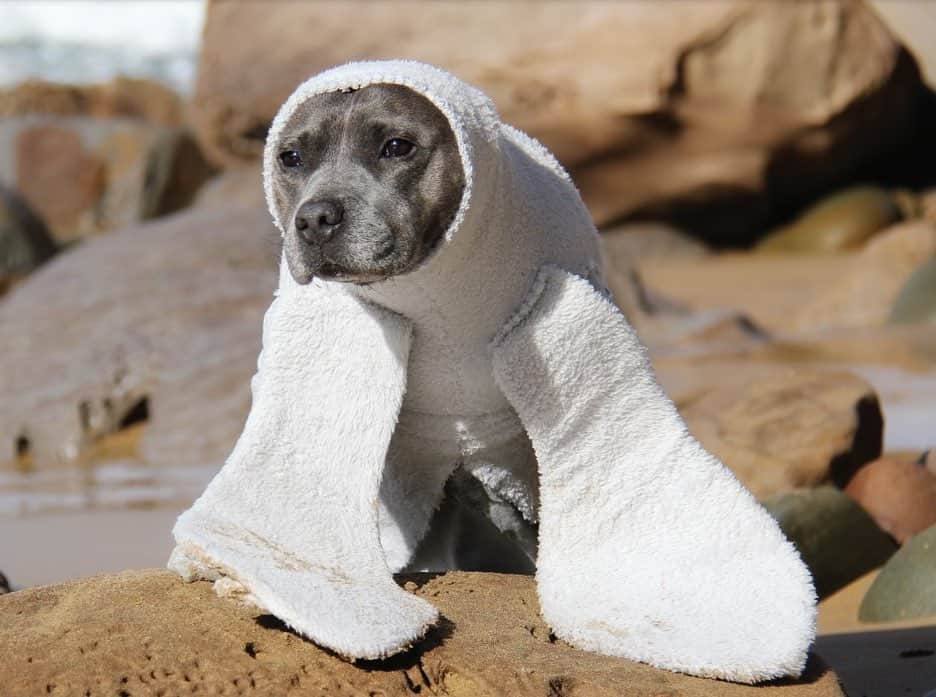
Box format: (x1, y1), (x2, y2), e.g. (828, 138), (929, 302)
(758, 186), (906, 253)
(888, 258), (936, 325)
(860, 523), (936, 622)
(764, 485), (897, 598)
(0, 183), (57, 286)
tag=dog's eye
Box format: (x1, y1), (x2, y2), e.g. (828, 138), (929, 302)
(279, 150), (303, 168)
(380, 138), (415, 158)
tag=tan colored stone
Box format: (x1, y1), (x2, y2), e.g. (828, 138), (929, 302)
(637, 253), (855, 335)
(868, 1), (936, 88)
(192, 0), (919, 239)
(638, 220), (936, 334)
(680, 369), (883, 498)
(0, 569), (844, 696)
(794, 219), (936, 331)
(15, 124), (107, 237)
(6, 117), (214, 242)
(845, 458), (936, 544)
(0, 76), (184, 126)
(0, 201), (276, 471)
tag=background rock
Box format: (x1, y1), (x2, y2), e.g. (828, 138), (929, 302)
(191, 0), (923, 244)
(639, 219), (936, 333)
(845, 457), (936, 543)
(0, 569), (845, 696)
(0, 183), (57, 292)
(0, 571), (8, 594)
(0, 202), (276, 470)
(889, 258), (936, 324)
(793, 219), (936, 331)
(860, 522), (936, 622)
(2, 117), (213, 243)
(680, 369), (883, 498)
(763, 486), (896, 598)
(755, 186), (910, 253)
(0, 76), (184, 126)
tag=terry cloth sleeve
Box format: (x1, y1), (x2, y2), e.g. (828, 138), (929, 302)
(169, 281), (438, 660)
(491, 265), (816, 684)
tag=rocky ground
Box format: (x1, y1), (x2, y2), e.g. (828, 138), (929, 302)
(1, 1), (936, 695)
(0, 570), (846, 697)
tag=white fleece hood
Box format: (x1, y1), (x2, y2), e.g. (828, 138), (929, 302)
(171, 60), (816, 684)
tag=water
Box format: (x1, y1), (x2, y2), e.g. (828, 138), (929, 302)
(0, 1), (205, 93)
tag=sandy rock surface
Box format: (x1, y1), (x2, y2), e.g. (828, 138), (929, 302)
(679, 369), (882, 498)
(0, 201), (276, 470)
(192, 0), (920, 242)
(0, 569), (845, 697)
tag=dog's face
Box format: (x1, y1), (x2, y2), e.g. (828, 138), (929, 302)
(271, 84), (465, 284)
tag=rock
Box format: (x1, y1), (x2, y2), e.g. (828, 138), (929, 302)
(889, 258), (936, 324)
(763, 486), (896, 599)
(860, 522), (936, 622)
(192, 1), (922, 242)
(922, 187), (936, 222)
(868, 1), (936, 88)
(0, 76), (184, 127)
(0, 201), (276, 470)
(923, 449), (936, 474)
(0, 571), (9, 594)
(643, 220), (936, 335)
(0, 183), (57, 291)
(600, 221), (711, 327)
(755, 186), (910, 253)
(680, 369), (883, 499)
(795, 219), (936, 331)
(4, 117), (214, 243)
(0, 569), (845, 696)
(845, 458), (936, 544)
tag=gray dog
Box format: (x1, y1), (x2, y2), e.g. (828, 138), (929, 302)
(270, 83), (535, 573)
(271, 84), (465, 285)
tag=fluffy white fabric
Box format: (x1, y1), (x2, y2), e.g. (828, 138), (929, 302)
(492, 266), (816, 682)
(170, 60), (816, 680)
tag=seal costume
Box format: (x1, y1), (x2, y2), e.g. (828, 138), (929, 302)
(169, 60), (816, 683)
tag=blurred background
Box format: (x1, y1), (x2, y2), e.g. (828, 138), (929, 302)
(0, 1), (934, 685)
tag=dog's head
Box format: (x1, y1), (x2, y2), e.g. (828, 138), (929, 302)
(268, 84), (466, 285)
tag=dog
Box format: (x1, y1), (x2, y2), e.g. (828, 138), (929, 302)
(171, 61), (815, 682)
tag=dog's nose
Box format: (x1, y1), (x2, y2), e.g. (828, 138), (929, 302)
(294, 200), (344, 243)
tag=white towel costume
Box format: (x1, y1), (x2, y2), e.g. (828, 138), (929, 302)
(169, 60), (815, 683)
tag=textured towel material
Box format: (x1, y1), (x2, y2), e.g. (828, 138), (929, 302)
(170, 60), (816, 679)
(492, 266), (816, 682)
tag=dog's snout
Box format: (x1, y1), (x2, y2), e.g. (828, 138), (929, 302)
(295, 200), (344, 242)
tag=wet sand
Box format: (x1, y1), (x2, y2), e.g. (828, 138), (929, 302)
(1, 507), (182, 589)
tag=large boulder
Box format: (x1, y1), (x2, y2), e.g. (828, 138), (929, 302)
(0, 569), (845, 696)
(191, 0), (924, 242)
(678, 369), (883, 498)
(0, 199), (276, 471)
